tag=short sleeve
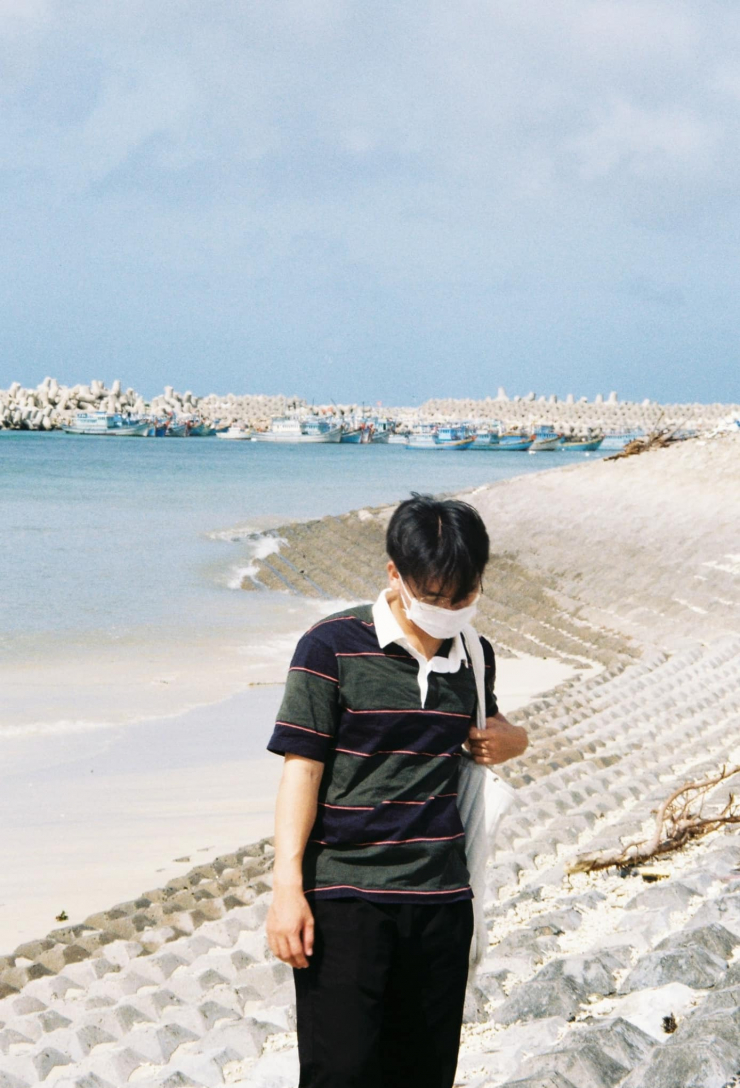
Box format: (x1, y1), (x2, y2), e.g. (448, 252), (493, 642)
(266, 628), (340, 763)
(480, 635), (498, 718)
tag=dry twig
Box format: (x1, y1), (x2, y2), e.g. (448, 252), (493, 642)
(604, 414), (692, 461)
(567, 765), (740, 874)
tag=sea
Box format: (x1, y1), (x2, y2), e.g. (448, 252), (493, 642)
(0, 431), (605, 737)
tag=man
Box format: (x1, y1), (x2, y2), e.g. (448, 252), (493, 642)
(265, 494), (528, 1088)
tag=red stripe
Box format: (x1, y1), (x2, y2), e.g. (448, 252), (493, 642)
(381, 792), (458, 805)
(318, 801), (375, 810)
(345, 707), (471, 719)
(335, 746), (460, 759)
(336, 651), (409, 659)
(310, 833), (466, 846)
(289, 665), (338, 683)
(319, 793), (459, 808)
(308, 616), (360, 631)
(307, 616), (375, 631)
(275, 720), (330, 738)
(303, 884), (471, 895)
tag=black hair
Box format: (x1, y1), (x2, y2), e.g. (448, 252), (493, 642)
(385, 493), (489, 604)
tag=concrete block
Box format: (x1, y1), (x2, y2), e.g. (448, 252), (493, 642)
(619, 1036), (739, 1087)
(620, 946), (728, 992)
(495, 976), (585, 1025)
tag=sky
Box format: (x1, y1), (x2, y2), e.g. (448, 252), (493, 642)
(1, 0), (739, 405)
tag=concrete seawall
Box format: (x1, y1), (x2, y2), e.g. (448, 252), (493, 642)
(2, 374), (738, 432)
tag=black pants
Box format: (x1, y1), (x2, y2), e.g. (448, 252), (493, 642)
(292, 896), (474, 1088)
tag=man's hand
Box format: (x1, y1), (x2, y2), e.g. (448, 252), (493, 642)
(266, 886), (315, 969)
(464, 712), (528, 765)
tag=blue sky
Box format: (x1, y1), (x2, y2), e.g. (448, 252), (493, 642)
(2, 0), (739, 404)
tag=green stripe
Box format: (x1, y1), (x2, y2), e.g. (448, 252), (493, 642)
(277, 669), (338, 738)
(338, 654), (478, 716)
(302, 837), (470, 894)
(320, 751), (459, 806)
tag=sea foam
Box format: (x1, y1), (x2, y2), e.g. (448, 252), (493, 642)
(224, 532), (286, 589)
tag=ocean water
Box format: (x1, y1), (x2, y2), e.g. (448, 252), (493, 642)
(0, 431), (604, 734)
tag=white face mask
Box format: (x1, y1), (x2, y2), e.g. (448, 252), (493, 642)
(398, 576), (480, 639)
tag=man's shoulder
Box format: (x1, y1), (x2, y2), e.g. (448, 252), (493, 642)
(299, 602), (376, 649)
(478, 632), (496, 667)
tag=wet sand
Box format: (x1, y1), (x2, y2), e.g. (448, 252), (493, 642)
(0, 653), (578, 955)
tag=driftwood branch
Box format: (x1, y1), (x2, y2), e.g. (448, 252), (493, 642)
(567, 765), (740, 875)
(605, 414), (691, 461)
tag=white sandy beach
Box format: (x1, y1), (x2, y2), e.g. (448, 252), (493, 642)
(0, 649), (579, 955)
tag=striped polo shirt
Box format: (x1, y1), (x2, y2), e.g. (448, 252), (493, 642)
(266, 592), (498, 904)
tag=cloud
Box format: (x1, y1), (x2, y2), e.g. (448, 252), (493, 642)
(0, 0), (738, 401)
(571, 99), (720, 180)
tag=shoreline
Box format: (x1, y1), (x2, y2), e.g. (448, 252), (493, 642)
(0, 598), (337, 739)
(0, 685), (285, 956)
(1, 431), (605, 740)
(3, 434), (739, 1086)
(1, 650), (584, 956)
(1, 443), (612, 740)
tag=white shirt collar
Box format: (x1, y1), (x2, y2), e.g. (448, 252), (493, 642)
(371, 588), (468, 707)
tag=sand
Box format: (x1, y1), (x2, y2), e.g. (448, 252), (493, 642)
(0, 652), (577, 957)
(0, 598), (333, 737)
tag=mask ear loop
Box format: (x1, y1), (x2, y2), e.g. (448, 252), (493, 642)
(397, 574), (414, 614)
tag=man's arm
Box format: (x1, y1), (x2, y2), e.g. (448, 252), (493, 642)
(266, 753), (324, 969)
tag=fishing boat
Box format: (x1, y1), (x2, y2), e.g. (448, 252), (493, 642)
(406, 421), (440, 448)
(166, 421), (189, 437)
(302, 417), (343, 442)
(487, 431), (534, 451)
(561, 434), (605, 452)
(340, 427), (363, 443)
(531, 434), (563, 451)
(406, 424), (473, 450)
(470, 429), (496, 449)
(62, 411), (150, 436)
(216, 425), (254, 440)
(190, 421), (217, 437)
(531, 428), (564, 451)
(352, 418), (392, 443)
(367, 418), (392, 443)
(600, 430), (644, 450)
(144, 413), (183, 436)
(252, 416), (343, 443)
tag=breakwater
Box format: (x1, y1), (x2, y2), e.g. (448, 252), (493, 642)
(0, 378), (308, 431)
(418, 391), (740, 436)
(1, 375), (738, 433)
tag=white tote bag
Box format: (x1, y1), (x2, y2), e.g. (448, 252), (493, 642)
(459, 626), (520, 976)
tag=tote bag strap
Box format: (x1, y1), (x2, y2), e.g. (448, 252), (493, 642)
(461, 625), (487, 731)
